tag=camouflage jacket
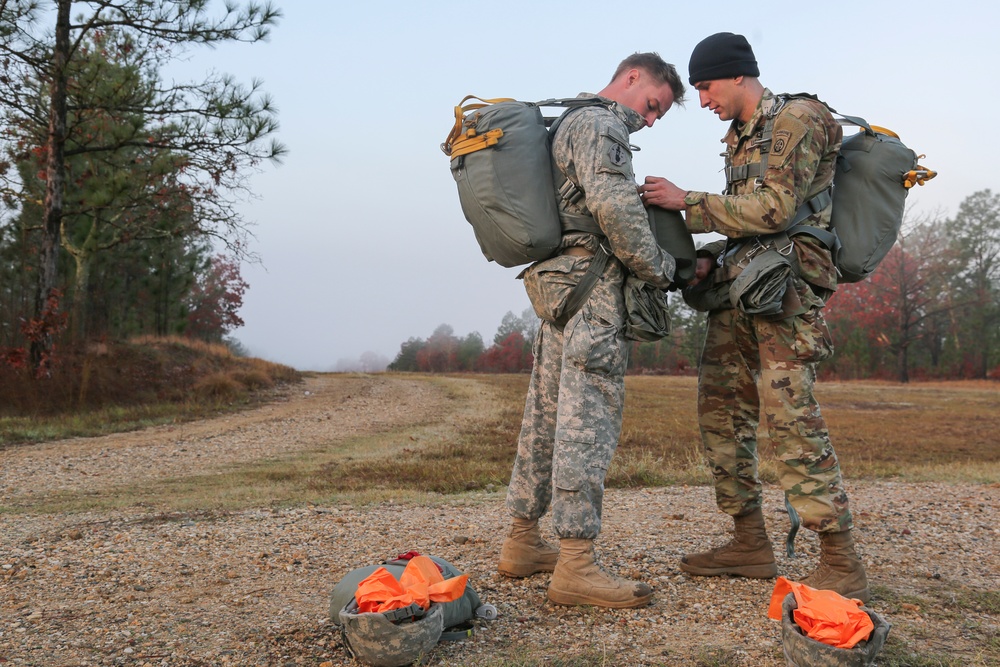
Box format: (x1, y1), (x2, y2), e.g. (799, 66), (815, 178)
(552, 94), (675, 290)
(685, 89), (842, 291)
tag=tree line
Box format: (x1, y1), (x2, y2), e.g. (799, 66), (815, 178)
(390, 190), (1000, 383)
(0, 1), (282, 375)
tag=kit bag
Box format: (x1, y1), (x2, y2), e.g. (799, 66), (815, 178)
(441, 95), (606, 268)
(329, 554), (492, 636)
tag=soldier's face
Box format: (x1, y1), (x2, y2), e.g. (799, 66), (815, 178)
(695, 79), (741, 122)
(618, 70), (675, 129)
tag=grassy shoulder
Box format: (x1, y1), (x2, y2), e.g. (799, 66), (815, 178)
(0, 335), (302, 447)
(83, 373), (1000, 514)
(7, 370), (999, 502)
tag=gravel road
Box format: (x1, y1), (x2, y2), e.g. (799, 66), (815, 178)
(1, 374), (997, 666)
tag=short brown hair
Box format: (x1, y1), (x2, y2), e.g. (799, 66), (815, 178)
(612, 52), (686, 106)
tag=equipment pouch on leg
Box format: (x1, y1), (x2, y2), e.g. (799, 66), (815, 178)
(522, 248), (610, 327)
(522, 255), (588, 324)
(622, 275), (671, 342)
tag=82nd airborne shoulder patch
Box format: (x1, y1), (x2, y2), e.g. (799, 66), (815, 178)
(772, 129), (792, 156)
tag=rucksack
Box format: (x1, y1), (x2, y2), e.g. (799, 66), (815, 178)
(441, 95), (607, 268)
(748, 94), (936, 284)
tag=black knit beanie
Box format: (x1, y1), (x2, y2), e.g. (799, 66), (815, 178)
(688, 32), (759, 85)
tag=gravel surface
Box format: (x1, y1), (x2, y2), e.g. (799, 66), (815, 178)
(1, 374), (997, 666)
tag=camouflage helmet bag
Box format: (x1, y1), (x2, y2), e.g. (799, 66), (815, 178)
(339, 598), (444, 667)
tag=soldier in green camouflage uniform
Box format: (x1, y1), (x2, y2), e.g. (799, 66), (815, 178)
(498, 53), (686, 609)
(639, 33), (870, 602)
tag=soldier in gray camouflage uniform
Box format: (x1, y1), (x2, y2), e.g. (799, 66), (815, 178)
(640, 33), (870, 602)
(498, 53), (686, 609)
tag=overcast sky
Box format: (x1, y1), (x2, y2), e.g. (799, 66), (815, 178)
(194, 0), (992, 371)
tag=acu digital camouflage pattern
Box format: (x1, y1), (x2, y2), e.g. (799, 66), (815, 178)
(550, 95), (675, 288)
(339, 600), (443, 667)
(506, 96), (675, 540)
(688, 89), (852, 534)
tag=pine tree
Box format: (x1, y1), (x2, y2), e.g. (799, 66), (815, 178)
(0, 0), (284, 368)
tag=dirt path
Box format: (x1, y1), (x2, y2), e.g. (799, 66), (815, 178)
(1, 373), (473, 506)
(1, 374), (997, 666)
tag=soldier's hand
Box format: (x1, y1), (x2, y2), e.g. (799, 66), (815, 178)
(667, 258), (694, 291)
(688, 257), (715, 287)
(639, 176), (688, 210)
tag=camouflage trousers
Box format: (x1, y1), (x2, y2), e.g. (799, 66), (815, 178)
(698, 298), (852, 533)
(506, 259), (627, 540)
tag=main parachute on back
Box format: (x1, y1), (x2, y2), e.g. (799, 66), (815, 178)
(441, 94), (696, 281)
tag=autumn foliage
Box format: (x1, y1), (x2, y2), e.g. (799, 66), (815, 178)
(390, 191), (1000, 383)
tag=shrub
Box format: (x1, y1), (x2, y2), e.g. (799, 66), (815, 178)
(192, 372), (247, 401)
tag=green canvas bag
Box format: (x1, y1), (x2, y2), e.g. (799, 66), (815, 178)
(442, 95), (607, 268)
(329, 554), (494, 636)
(729, 94), (936, 284)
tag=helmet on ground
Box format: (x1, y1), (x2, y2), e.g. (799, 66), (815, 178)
(339, 598), (444, 667)
(780, 592), (891, 667)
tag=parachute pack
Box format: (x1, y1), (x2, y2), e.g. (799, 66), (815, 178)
(441, 95), (605, 268)
(753, 94), (937, 284)
(441, 95), (696, 283)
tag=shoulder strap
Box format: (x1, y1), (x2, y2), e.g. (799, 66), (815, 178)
(535, 96), (607, 117)
(724, 95), (785, 192)
(554, 245), (611, 329)
(548, 98), (611, 238)
(787, 187), (840, 252)
(784, 92), (874, 136)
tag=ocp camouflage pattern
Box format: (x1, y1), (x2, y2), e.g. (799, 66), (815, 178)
(685, 89), (841, 292)
(698, 303), (851, 532)
(687, 90), (852, 534)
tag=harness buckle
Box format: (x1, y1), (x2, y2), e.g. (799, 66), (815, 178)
(737, 238), (767, 268)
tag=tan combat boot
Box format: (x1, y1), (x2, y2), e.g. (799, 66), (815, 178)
(801, 529), (870, 603)
(679, 507), (778, 578)
(497, 517), (559, 578)
(546, 538), (653, 608)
